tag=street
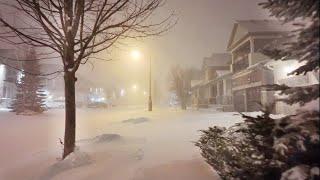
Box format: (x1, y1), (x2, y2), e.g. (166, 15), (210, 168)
(0, 106), (243, 180)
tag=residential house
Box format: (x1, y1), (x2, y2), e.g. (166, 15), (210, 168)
(191, 53), (232, 109)
(0, 49), (20, 108)
(227, 20), (290, 112)
(226, 19), (317, 113)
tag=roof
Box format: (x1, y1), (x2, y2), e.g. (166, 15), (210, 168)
(191, 80), (202, 88)
(227, 19), (294, 51)
(237, 20), (292, 33)
(203, 53), (231, 68)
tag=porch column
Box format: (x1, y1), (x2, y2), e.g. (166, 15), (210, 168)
(250, 38), (255, 53)
(217, 82), (221, 104)
(223, 80), (227, 95)
(244, 89), (248, 112)
(231, 53), (235, 73)
(249, 38), (255, 66)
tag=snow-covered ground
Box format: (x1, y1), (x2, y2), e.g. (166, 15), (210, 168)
(0, 106), (245, 180)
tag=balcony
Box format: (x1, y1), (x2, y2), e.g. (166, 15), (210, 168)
(249, 53), (269, 66)
(233, 55), (249, 74)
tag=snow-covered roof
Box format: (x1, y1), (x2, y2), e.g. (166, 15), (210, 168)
(227, 19), (294, 50)
(236, 20), (293, 34)
(203, 53), (231, 68)
(191, 80), (211, 90)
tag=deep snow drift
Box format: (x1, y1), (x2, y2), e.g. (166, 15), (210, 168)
(0, 106), (252, 180)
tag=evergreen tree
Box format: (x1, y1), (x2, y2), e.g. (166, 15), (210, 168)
(196, 0), (319, 179)
(260, 0), (319, 104)
(259, 1), (320, 179)
(11, 48), (46, 114)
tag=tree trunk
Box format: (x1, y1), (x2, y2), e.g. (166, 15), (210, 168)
(181, 98), (187, 110)
(63, 71), (76, 159)
(180, 91), (187, 110)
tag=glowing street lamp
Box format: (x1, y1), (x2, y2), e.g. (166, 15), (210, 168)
(131, 50), (142, 60)
(130, 50), (153, 111)
(132, 84), (138, 91)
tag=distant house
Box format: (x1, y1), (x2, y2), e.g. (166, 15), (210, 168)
(191, 53), (232, 110)
(41, 63), (64, 98)
(41, 63), (97, 107)
(0, 49), (21, 108)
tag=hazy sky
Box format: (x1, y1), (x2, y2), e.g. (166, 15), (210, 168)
(0, 0), (272, 95)
(152, 0), (270, 67)
(80, 0), (271, 91)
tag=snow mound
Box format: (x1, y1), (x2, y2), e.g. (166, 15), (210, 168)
(40, 149), (91, 180)
(17, 110), (41, 116)
(62, 149), (91, 167)
(122, 117), (150, 124)
(93, 133), (122, 143)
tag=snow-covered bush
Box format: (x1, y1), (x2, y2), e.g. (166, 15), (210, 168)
(196, 109), (319, 180)
(196, 111), (283, 180)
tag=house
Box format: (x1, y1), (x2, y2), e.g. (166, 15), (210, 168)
(41, 63), (98, 108)
(191, 53), (232, 109)
(226, 20), (292, 112)
(0, 49), (20, 108)
(227, 19), (318, 113)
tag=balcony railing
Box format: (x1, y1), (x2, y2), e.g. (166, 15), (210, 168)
(232, 70), (262, 88)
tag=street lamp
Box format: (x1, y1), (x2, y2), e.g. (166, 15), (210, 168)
(132, 84), (138, 91)
(131, 50), (142, 61)
(130, 50), (152, 111)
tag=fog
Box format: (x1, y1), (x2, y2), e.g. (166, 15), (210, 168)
(75, 0), (270, 100)
(0, 0), (271, 102)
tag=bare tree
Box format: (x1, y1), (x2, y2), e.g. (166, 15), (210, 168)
(0, 0), (174, 158)
(169, 65), (190, 110)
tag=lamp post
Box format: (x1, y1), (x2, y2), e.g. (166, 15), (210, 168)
(148, 57), (152, 111)
(131, 50), (152, 111)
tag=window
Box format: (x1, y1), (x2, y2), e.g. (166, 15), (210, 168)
(3, 86), (7, 98)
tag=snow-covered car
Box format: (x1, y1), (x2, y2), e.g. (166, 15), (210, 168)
(87, 102), (108, 108)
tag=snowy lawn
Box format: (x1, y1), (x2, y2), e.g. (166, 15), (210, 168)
(0, 106), (246, 180)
